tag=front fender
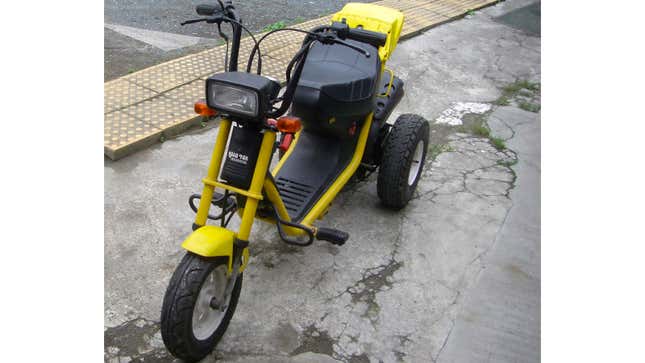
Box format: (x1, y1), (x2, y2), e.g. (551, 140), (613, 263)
(182, 226), (236, 272)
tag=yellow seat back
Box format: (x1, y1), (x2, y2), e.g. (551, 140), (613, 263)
(331, 3), (404, 62)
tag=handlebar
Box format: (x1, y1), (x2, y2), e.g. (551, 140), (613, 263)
(347, 27), (387, 48)
(196, 4), (223, 16)
(330, 21), (387, 48)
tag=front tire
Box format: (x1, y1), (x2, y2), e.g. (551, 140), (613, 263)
(377, 114), (430, 209)
(161, 253), (243, 362)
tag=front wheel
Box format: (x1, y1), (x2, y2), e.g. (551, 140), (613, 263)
(377, 114), (430, 210)
(161, 253), (243, 362)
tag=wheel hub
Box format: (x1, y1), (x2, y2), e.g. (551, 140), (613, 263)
(407, 140), (425, 186)
(191, 265), (233, 340)
(209, 297), (227, 312)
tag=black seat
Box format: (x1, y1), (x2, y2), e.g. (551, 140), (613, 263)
(292, 39), (381, 137)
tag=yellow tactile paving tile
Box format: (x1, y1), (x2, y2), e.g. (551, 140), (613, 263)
(104, 0), (500, 159)
(442, 0), (495, 12)
(290, 17), (329, 32)
(420, 0), (488, 18)
(121, 95), (200, 137)
(104, 79), (157, 114)
(401, 8), (451, 36)
(264, 42), (303, 65)
(104, 110), (162, 160)
(376, 0), (436, 12)
(124, 52), (221, 93)
(164, 79), (206, 105)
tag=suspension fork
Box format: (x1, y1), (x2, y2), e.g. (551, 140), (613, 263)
(194, 119), (232, 229)
(194, 119), (277, 240)
(235, 130), (276, 241)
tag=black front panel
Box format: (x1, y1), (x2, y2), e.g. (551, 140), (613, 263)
(220, 123), (263, 189)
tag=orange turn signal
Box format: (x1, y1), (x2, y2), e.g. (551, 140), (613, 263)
(194, 100), (217, 117)
(276, 116), (302, 133)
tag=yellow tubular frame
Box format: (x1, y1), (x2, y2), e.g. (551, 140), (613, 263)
(189, 119), (276, 273)
(195, 119), (277, 238)
(271, 131), (300, 176)
(234, 130), (276, 241)
(194, 119), (232, 227)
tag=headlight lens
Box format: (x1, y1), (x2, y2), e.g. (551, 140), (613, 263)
(208, 83), (259, 118)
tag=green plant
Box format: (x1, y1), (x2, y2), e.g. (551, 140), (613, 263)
(503, 80), (539, 95)
(497, 159), (518, 167)
(495, 95), (510, 106)
(428, 143), (452, 160)
(466, 9), (475, 16)
(519, 101), (540, 113)
(491, 137), (506, 150)
(471, 124), (490, 137)
(262, 20), (286, 32)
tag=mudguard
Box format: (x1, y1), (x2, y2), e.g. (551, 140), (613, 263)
(181, 226), (249, 273)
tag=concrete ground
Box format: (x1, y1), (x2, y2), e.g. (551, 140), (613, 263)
(104, 0), (371, 80)
(104, 0), (540, 362)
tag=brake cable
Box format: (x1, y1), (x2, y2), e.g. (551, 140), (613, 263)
(246, 27), (370, 76)
(181, 12), (263, 73)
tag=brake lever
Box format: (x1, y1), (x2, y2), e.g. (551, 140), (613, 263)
(182, 14), (228, 26)
(216, 23), (228, 41)
(314, 33), (370, 58)
(181, 18), (207, 26)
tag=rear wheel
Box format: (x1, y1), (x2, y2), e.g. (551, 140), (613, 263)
(161, 253), (243, 362)
(377, 114), (430, 209)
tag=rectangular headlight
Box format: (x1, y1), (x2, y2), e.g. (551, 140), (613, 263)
(206, 72), (281, 121)
(208, 83), (259, 118)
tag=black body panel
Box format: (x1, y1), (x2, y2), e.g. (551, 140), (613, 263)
(275, 128), (361, 222)
(220, 123), (263, 189)
(374, 74), (404, 124)
(363, 73), (405, 165)
(293, 40), (381, 138)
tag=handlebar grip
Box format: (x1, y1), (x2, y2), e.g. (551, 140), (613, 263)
(196, 4), (222, 16)
(347, 27), (387, 48)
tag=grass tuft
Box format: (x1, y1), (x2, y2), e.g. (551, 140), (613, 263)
(428, 144), (452, 160)
(518, 101), (541, 113)
(494, 95), (510, 106)
(471, 124), (490, 137)
(262, 21), (286, 32)
(503, 80), (539, 94)
(497, 159), (518, 168)
(491, 137), (506, 150)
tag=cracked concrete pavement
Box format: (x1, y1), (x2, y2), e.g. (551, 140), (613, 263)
(104, 1), (540, 362)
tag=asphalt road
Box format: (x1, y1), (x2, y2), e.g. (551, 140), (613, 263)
(105, 1), (541, 362)
(104, 0), (371, 80)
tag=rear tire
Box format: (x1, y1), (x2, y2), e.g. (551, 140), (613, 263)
(377, 114), (430, 210)
(161, 253), (243, 362)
